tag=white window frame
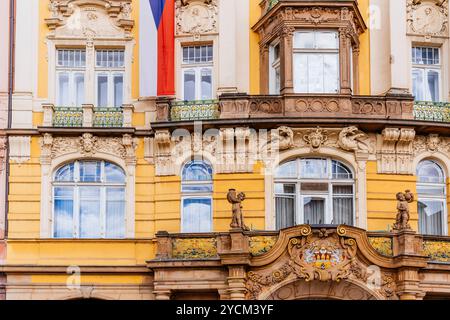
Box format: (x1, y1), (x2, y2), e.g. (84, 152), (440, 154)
(274, 158), (355, 229)
(417, 160), (448, 236)
(180, 161), (213, 233)
(293, 30), (340, 94)
(55, 49), (86, 107)
(269, 42), (281, 94)
(181, 45), (214, 101)
(412, 46), (442, 102)
(51, 161), (127, 239)
(95, 50), (125, 108)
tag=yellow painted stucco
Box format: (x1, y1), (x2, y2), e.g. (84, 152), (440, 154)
(249, 0), (261, 94)
(358, 0), (371, 95)
(366, 161), (418, 232)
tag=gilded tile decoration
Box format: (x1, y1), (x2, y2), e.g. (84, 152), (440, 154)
(423, 240), (450, 263)
(172, 238), (218, 259)
(368, 237), (393, 257)
(249, 236), (278, 256)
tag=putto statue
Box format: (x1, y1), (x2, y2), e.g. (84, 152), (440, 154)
(392, 190), (415, 231)
(227, 189), (249, 231)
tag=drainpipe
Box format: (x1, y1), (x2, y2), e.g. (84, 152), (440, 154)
(5, 0), (16, 238)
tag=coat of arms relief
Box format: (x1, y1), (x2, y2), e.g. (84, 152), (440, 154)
(245, 226), (397, 300)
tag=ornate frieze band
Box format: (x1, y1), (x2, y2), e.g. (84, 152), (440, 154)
(407, 0), (449, 38)
(176, 0), (218, 36)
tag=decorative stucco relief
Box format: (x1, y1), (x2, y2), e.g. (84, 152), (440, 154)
(9, 136), (31, 164)
(0, 137), (6, 172)
(176, 0), (218, 36)
(377, 128), (416, 175)
(46, 0), (134, 36)
(407, 0), (449, 38)
(40, 133), (138, 165)
(413, 134), (450, 155)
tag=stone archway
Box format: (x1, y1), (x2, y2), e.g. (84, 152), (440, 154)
(265, 279), (380, 300)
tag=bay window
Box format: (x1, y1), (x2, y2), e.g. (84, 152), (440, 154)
(293, 30), (340, 94)
(182, 45), (213, 101)
(417, 160), (447, 236)
(96, 50), (125, 107)
(412, 47), (441, 102)
(181, 161), (213, 233)
(56, 49), (86, 107)
(274, 158), (354, 230)
(53, 160), (126, 239)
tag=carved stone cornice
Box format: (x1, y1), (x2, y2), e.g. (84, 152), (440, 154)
(377, 128), (416, 175)
(253, 1), (367, 47)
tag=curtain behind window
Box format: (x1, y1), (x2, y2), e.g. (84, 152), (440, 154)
(418, 200), (444, 236)
(276, 196), (295, 229)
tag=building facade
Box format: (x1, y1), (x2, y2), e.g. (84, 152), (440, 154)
(0, 0), (450, 300)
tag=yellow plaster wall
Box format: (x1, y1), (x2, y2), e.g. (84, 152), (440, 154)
(366, 161), (418, 232)
(31, 274), (148, 285)
(358, 0), (371, 95)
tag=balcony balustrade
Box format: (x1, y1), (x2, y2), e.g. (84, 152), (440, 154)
(156, 93), (415, 122)
(42, 104), (134, 128)
(413, 101), (450, 123)
(162, 100), (220, 121)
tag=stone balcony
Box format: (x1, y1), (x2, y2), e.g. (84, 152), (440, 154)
(42, 104), (134, 128)
(155, 93), (415, 122)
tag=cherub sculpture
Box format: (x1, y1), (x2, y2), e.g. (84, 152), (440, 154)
(227, 189), (249, 231)
(392, 190), (414, 231)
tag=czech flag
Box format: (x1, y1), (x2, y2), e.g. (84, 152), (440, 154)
(140, 0), (175, 97)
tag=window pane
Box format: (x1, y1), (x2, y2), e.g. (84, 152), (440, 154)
(114, 74), (124, 107)
(54, 187), (74, 238)
(58, 73), (70, 106)
(276, 195), (295, 230)
(323, 54), (339, 93)
(304, 197), (325, 224)
(308, 54), (324, 93)
(201, 68), (212, 100)
(182, 198), (212, 233)
(80, 161), (101, 183)
(275, 183), (296, 194)
(75, 73), (85, 107)
(55, 163), (75, 182)
(300, 159), (327, 179)
(182, 184), (213, 193)
(184, 70), (196, 101)
(417, 185), (445, 196)
(97, 75), (109, 107)
(275, 160), (297, 178)
(412, 69), (424, 101)
(417, 161), (444, 183)
(105, 162), (125, 183)
(79, 187), (101, 238)
(333, 197), (353, 225)
(182, 161), (213, 181)
(332, 161), (353, 179)
(427, 70), (439, 102)
(294, 32), (314, 49)
(418, 200), (444, 235)
(316, 31), (338, 49)
(106, 188), (125, 238)
(294, 53), (308, 93)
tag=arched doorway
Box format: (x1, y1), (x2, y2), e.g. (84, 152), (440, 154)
(264, 280), (380, 300)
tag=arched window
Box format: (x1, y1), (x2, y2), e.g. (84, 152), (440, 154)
(417, 160), (447, 235)
(274, 158), (355, 230)
(181, 161), (213, 233)
(53, 160), (126, 239)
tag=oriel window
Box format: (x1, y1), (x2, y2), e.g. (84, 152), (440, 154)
(181, 45), (213, 101)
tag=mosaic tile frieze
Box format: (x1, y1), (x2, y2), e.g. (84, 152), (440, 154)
(368, 237), (394, 257)
(249, 236), (278, 256)
(172, 238), (218, 259)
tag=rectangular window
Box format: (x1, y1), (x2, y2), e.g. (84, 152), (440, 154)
(53, 187), (74, 238)
(293, 31), (339, 94)
(182, 198), (212, 233)
(56, 49), (86, 107)
(275, 184), (296, 230)
(269, 43), (281, 94)
(79, 187), (101, 238)
(412, 46), (441, 102)
(181, 45), (213, 101)
(106, 188), (126, 238)
(332, 185), (354, 225)
(95, 49), (125, 108)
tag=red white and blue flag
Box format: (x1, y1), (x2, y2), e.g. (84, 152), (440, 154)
(140, 0), (175, 97)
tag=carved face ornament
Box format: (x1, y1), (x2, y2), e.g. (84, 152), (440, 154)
(304, 128), (327, 151)
(427, 134), (441, 152)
